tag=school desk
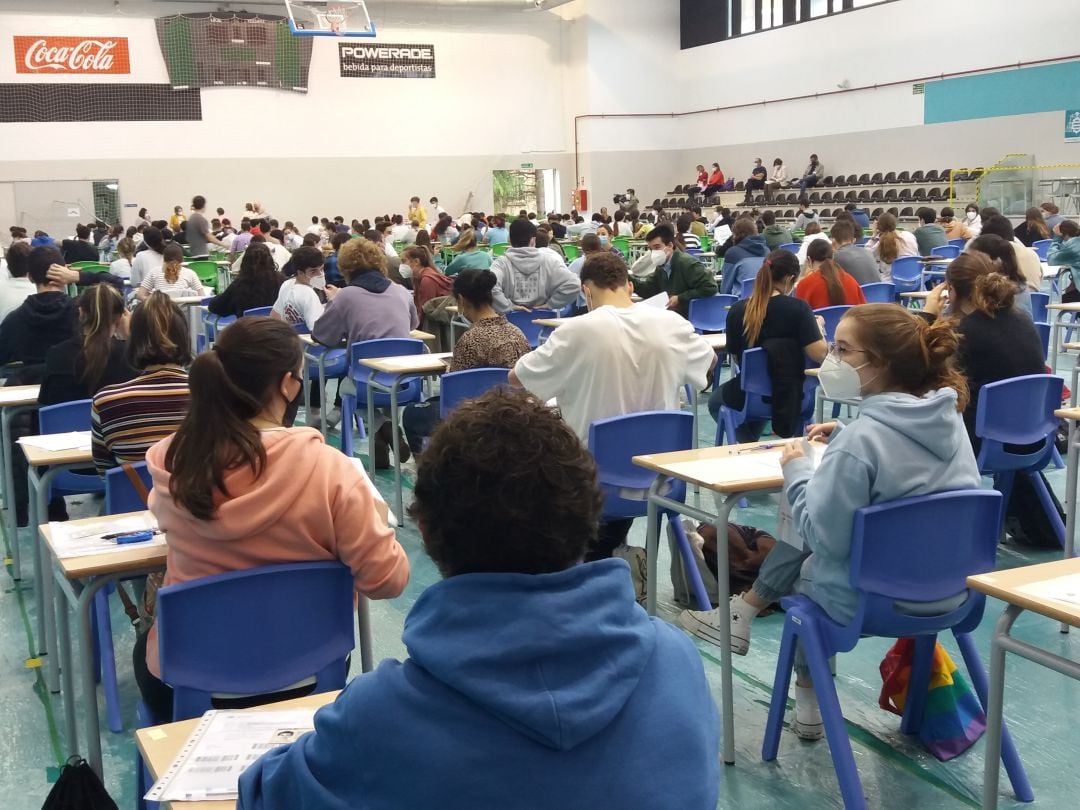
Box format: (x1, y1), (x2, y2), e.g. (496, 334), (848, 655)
(1047, 302), (1080, 374)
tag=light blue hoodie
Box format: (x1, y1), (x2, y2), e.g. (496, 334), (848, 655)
(782, 388), (981, 625)
(238, 559), (720, 809)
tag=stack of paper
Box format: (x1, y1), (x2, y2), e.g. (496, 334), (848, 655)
(146, 709), (317, 803)
(48, 513), (162, 559)
(17, 431), (91, 453)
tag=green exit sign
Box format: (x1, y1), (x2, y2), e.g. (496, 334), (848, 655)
(520, 163), (534, 169)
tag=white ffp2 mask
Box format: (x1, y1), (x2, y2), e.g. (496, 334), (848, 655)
(817, 354), (868, 401)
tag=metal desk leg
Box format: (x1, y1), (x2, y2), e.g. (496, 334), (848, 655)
(389, 375), (404, 527)
(815, 389), (825, 425)
(644, 477), (664, 617)
(1072, 361), (1079, 408)
(32, 465), (67, 693)
(357, 597), (373, 673)
(983, 605), (1022, 810)
(54, 566), (77, 757)
(74, 575), (114, 778)
(366, 374), (377, 476)
(711, 491), (740, 765)
(1051, 312), (1063, 375)
(317, 353), (328, 437)
(3, 404), (32, 578)
(690, 389), (699, 451)
(1064, 421), (1079, 634)
(302, 349), (312, 431)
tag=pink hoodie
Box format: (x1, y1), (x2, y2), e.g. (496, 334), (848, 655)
(143, 427), (410, 679)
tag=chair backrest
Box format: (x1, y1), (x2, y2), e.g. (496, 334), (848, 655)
(931, 244), (960, 259)
(349, 337), (425, 380)
(845, 490), (1002, 643)
(243, 306), (273, 317)
(975, 373), (1064, 472)
(104, 462), (152, 514)
(157, 561), (355, 719)
(492, 243), (509, 257)
(507, 308), (558, 348)
(779, 242), (800, 254)
(562, 244), (580, 261)
(947, 238), (967, 249)
(1034, 321), (1050, 360)
(38, 399), (92, 433)
(739, 277), (756, 299)
(890, 256), (923, 284)
(688, 294), (738, 333)
(739, 347), (771, 397)
(612, 236), (630, 258)
(860, 282), (896, 303)
(440, 367), (509, 419)
(813, 305), (852, 342)
(1030, 292), (1049, 323)
(187, 260), (219, 288)
(588, 410), (693, 519)
(1032, 239), (1053, 261)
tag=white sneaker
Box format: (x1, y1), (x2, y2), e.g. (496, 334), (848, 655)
(793, 686), (824, 741)
(324, 407), (342, 429)
(677, 595), (752, 655)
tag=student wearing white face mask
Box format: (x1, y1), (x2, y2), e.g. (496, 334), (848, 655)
(681, 304), (980, 742)
(962, 204), (982, 236)
(629, 224), (717, 317)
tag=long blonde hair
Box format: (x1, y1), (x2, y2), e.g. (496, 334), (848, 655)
(452, 228), (478, 253)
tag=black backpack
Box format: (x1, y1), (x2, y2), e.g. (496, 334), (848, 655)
(41, 758), (118, 810)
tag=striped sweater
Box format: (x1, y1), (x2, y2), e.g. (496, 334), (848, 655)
(91, 366), (191, 474)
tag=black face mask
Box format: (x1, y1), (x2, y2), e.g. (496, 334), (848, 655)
(282, 374), (303, 427)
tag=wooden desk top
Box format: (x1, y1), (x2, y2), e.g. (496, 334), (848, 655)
(1055, 407), (1080, 421)
(1048, 302), (1080, 312)
(633, 440), (793, 494)
(299, 330), (437, 349)
(135, 690), (340, 810)
(1063, 342), (1080, 350)
(359, 352), (453, 374)
(968, 557), (1080, 628)
(899, 291), (931, 299)
(703, 333), (727, 350)
(0, 384), (40, 407)
(533, 318), (563, 328)
(918, 257), (953, 264)
(20, 442), (92, 467)
(40, 510), (166, 579)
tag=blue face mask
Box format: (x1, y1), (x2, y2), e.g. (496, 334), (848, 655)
(599, 236), (610, 246)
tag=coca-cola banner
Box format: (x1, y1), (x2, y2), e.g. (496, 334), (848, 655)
(14, 36), (131, 75)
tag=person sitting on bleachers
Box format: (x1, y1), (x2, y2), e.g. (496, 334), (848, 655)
(843, 202), (870, 231)
(744, 157), (768, 203)
(690, 163), (708, 196)
(630, 224), (718, 315)
(761, 210), (794, 250)
(794, 153), (824, 194)
(718, 218), (769, 296)
(489, 219), (580, 314)
(237, 387), (719, 810)
(688, 162), (725, 199)
(831, 220), (880, 285)
(938, 206), (974, 241)
(765, 158), (787, 203)
(913, 207), (948, 255)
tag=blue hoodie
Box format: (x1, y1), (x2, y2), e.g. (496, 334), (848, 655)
(720, 234), (768, 295)
(238, 559), (720, 809)
(782, 388), (981, 625)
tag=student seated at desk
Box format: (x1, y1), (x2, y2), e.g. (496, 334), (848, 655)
(708, 250), (829, 442)
(0, 242), (37, 325)
(683, 304), (981, 741)
(207, 242), (282, 318)
(966, 234), (1033, 317)
(921, 253), (1045, 453)
(628, 223), (718, 317)
(91, 293), (192, 474)
(137, 243), (204, 301)
(0, 245), (78, 377)
(795, 240), (866, 309)
(444, 228), (492, 276)
(237, 389), (719, 810)
(136, 317), (409, 721)
(311, 238), (418, 468)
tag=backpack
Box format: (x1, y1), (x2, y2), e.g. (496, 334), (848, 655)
(1004, 471), (1066, 548)
(669, 520), (777, 609)
(41, 757), (118, 810)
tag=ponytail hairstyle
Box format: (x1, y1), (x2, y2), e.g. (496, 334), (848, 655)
(127, 292), (192, 369)
(1025, 206), (1050, 240)
(142, 226), (165, 256)
(744, 250), (799, 347)
(165, 317), (303, 521)
(162, 243), (183, 284)
(116, 237), (136, 262)
(806, 239), (846, 305)
(402, 245), (435, 270)
(875, 212), (901, 264)
(843, 304), (968, 411)
(77, 284), (126, 393)
(945, 252), (1016, 317)
(967, 234), (1025, 289)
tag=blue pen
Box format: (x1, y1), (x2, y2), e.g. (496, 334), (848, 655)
(111, 530), (157, 545)
(736, 442), (790, 454)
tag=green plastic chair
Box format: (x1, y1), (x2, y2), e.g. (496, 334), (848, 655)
(562, 244), (581, 262)
(612, 237), (631, 258)
(492, 243), (510, 258)
(187, 260), (220, 292)
(699, 235), (713, 253)
(69, 261), (100, 270)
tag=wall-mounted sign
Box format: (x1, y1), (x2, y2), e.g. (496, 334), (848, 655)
(14, 36), (131, 74)
(1066, 110), (1080, 144)
(338, 43), (435, 79)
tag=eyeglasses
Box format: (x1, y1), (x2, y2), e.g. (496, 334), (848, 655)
(828, 342), (867, 359)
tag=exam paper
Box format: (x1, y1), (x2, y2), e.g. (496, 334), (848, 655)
(635, 292), (670, 310)
(0, 385), (38, 405)
(349, 457), (397, 525)
(17, 431), (91, 453)
(146, 709), (317, 803)
(47, 514), (162, 559)
(1016, 572), (1080, 607)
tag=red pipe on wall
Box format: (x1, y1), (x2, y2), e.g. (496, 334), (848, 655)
(572, 53), (1080, 193)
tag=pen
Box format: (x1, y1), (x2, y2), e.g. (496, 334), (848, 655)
(736, 442), (792, 454)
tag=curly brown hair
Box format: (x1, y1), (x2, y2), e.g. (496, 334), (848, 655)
(409, 388), (603, 577)
(337, 238), (387, 280)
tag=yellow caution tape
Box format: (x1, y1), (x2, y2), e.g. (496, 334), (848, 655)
(3, 557), (11, 565)
(24, 657), (42, 669)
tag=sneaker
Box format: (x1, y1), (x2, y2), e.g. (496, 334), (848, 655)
(324, 407), (342, 429)
(612, 544), (648, 605)
(372, 432), (391, 470)
(793, 687), (824, 741)
(677, 596), (752, 655)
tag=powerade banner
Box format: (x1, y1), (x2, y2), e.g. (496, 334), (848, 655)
(338, 43), (435, 79)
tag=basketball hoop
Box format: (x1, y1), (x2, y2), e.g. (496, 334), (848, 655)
(285, 0), (377, 38)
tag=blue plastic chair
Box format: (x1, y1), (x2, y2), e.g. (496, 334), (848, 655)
(761, 490), (1032, 808)
(1030, 292), (1049, 324)
(974, 374), (1065, 545)
(717, 348), (816, 446)
(1032, 239), (1053, 262)
(890, 256), (924, 295)
(242, 305), (273, 317)
(948, 238), (968, 250)
(931, 244), (961, 259)
(339, 338), (425, 458)
(859, 282), (896, 303)
(201, 311), (237, 348)
(507, 308), (558, 348)
(1034, 322), (1050, 360)
(104, 461), (152, 515)
(688, 294), (738, 334)
(779, 242), (801, 254)
(440, 368), (509, 419)
(733, 257), (766, 300)
(588, 411), (712, 611)
(813, 305), (852, 342)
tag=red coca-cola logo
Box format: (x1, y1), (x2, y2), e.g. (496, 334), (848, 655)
(14, 36), (130, 74)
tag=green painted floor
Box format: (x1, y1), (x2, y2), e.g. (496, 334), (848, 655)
(3, 359), (1080, 809)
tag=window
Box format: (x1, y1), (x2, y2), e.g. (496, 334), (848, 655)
(680, 0), (899, 48)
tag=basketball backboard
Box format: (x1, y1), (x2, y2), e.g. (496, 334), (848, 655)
(285, 1), (377, 37)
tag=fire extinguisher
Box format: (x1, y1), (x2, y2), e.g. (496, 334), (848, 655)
(572, 188), (589, 212)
